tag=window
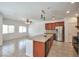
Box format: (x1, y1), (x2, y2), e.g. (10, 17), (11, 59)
(2, 24), (15, 34)
(22, 26), (27, 32)
(19, 26), (26, 33)
(2, 25), (8, 34)
(8, 25), (15, 33)
(19, 26), (23, 33)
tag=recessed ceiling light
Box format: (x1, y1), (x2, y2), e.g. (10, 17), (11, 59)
(66, 11), (70, 14)
(71, 2), (75, 4)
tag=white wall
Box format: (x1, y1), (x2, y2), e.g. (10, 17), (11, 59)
(3, 19), (27, 41)
(29, 18), (78, 43)
(3, 18), (65, 42)
(0, 14), (3, 45)
(29, 20), (64, 37)
(29, 21), (46, 36)
(65, 17), (78, 42)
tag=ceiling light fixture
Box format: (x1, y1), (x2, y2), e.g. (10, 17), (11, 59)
(24, 18), (32, 37)
(71, 2), (75, 4)
(66, 11), (70, 14)
(25, 18), (32, 24)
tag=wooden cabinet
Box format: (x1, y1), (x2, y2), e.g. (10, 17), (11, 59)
(76, 16), (79, 29)
(77, 16), (79, 26)
(72, 37), (79, 55)
(33, 35), (53, 57)
(45, 23), (51, 30)
(45, 36), (53, 56)
(33, 41), (45, 57)
(45, 23), (55, 30)
(55, 22), (64, 26)
(51, 23), (55, 30)
(45, 23), (48, 30)
(45, 22), (64, 30)
(45, 22), (64, 41)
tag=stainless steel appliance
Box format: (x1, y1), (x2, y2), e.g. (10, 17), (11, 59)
(55, 26), (63, 42)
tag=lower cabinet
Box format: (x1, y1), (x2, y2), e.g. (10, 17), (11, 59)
(33, 36), (53, 57)
(72, 37), (79, 55)
(45, 36), (53, 56)
(33, 41), (45, 57)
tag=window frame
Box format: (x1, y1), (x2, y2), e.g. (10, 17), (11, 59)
(19, 26), (26, 33)
(2, 24), (15, 34)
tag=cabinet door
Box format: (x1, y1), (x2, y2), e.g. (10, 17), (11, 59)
(45, 41), (49, 56)
(56, 22), (64, 26)
(77, 16), (79, 26)
(33, 41), (45, 57)
(51, 23), (55, 30)
(45, 23), (56, 30)
(48, 23), (52, 30)
(56, 22), (59, 26)
(45, 23), (48, 30)
(59, 22), (64, 26)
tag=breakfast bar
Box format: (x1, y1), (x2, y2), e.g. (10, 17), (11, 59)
(32, 34), (54, 57)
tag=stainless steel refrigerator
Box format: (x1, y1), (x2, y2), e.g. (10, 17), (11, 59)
(55, 26), (63, 42)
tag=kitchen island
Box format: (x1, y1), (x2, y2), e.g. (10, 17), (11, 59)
(25, 34), (54, 57)
(32, 34), (54, 57)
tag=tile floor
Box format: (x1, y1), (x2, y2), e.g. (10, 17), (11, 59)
(0, 38), (78, 57)
(48, 41), (78, 57)
(0, 39), (29, 57)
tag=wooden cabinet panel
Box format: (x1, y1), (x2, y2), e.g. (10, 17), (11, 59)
(49, 23), (51, 30)
(33, 41), (45, 57)
(56, 22), (64, 26)
(76, 16), (79, 29)
(77, 16), (79, 26)
(45, 22), (64, 30)
(33, 35), (54, 57)
(45, 36), (53, 56)
(51, 23), (55, 30)
(45, 23), (48, 30)
(45, 23), (56, 30)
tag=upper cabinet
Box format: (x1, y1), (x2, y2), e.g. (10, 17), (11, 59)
(55, 22), (64, 26)
(45, 22), (64, 30)
(76, 16), (79, 29)
(45, 23), (55, 30)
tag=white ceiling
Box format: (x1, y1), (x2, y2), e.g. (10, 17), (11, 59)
(0, 2), (79, 21)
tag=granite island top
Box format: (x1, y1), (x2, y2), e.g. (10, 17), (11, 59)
(30, 34), (54, 43)
(16, 33), (54, 43)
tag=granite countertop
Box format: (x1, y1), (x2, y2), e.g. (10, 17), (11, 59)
(16, 33), (54, 43)
(30, 34), (53, 43)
